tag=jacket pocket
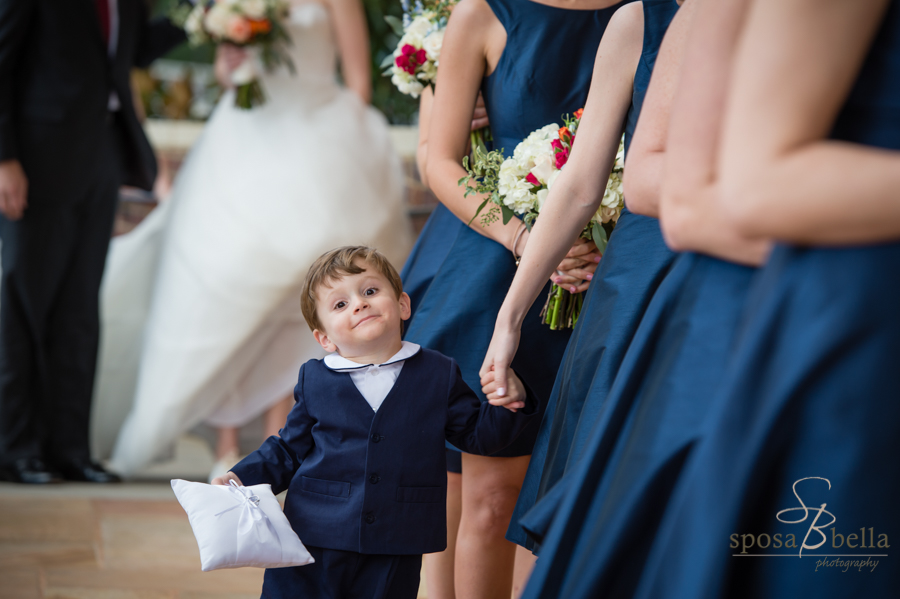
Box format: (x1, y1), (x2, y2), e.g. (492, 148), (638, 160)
(300, 476), (351, 498)
(396, 486), (443, 503)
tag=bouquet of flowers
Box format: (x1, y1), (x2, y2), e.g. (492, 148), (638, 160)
(173, 0), (294, 109)
(382, 0), (454, 98)
(459, 109), (625, 329)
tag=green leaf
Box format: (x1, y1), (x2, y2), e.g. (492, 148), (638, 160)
(468, 198), (491, 226)
(380, 53), (395, 69)
(592, 222), (609, 254)
(384, 15), (405, 36)
(501, 206), (516, 225)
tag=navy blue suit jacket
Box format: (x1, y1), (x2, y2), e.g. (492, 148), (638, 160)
(231, 347), (537, 555)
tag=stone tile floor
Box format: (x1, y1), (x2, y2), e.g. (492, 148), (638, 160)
(0, 437), (429, 598)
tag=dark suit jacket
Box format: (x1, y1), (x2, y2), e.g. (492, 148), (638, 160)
(0, 0), (185, 194)
(230, 348), (538, 555)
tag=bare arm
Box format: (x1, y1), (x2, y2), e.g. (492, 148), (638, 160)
(655, 0), (770, 264)
(479, 2), (643, 393)
(720, 0), (897, 245)
(418, 88), (490, 189)
(328, 0), (372, 103)
(624, 0), (695, 217)
(424, 0), (525, 249)
(416, 88), (434, 187)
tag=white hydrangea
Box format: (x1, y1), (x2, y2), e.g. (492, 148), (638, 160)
(423, 29), (444, 63)
(391, 72), (424, 98)
(242, 0), (267, 19)
(204, 3), (231, 37)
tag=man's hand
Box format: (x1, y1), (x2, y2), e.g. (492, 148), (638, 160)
(0, 160), (28, 221)
(483, 367), (526, 412)
(211, 471), (243, 486)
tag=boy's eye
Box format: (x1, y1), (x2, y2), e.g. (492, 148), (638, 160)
(334, 301), (346, 310)
(364, 287), (377, 296)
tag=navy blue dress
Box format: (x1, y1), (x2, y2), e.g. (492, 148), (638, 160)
(632, 4), (900, 599)
(404, 0), (630, 457)
(507, 0), (679, 547)
(522, 253), (758, 598)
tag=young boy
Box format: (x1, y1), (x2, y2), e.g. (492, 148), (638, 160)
(213, 246), (534, 599)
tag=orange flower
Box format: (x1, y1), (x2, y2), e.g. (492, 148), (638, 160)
(558, 126), (572, 143)
(248, 19), (272, 35)
(574, 108), (584, 119)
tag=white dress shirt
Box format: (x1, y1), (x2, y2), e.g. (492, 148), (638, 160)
(323, 342), (421, 412)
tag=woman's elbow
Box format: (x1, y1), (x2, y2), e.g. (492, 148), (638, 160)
(719, 169), (771, 238)
(658, 187), (693, 252)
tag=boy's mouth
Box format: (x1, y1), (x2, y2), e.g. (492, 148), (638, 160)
(353, 314), (380, 328)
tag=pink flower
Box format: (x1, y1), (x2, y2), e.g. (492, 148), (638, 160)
(554, 147), (569, 169)
(396, 55), (417, 74)
(526, 172), (541, 187)
(226, 15), (252, 43)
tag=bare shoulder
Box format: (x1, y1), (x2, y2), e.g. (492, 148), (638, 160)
(596, 1), (645, 62)
(450, 0), (499, 31)
(607, 1), (645, 42)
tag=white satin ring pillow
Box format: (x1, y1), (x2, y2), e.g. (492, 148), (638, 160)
(171, 479), (315, 571)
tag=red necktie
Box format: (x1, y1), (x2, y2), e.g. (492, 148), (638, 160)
(95, 0), (110, 45)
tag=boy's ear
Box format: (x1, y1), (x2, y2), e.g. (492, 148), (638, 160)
(398, 292), (412, 321)
(313, 329), (337, 353)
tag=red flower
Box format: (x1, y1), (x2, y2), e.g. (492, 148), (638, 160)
(415, 48), (427, 65)
(550, 138), (563, 152)
(402, 44), (417, 56)
(396, 54), (410, 69)
(526, 172), (541, 187)
(554, 148), (569, 169)
(574, 108), (584, 119)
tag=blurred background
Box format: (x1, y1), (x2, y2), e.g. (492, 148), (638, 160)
(117, 0), (437, 237)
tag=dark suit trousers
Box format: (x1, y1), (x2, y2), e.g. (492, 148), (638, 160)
(261, 546), (422, 599)
(0, 117), (123, 466)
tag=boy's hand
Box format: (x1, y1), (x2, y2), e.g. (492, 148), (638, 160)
(483, 367), (526, 412)
(211, 471), (243, 487)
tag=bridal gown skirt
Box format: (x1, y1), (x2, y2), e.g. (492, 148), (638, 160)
(93, 82), (412, 473)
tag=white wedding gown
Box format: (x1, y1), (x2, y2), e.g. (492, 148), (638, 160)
(93, 2), (412, 475)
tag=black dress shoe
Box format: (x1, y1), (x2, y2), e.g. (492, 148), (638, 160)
(1, 458), (63, 484)
(53, 460), (122, 483)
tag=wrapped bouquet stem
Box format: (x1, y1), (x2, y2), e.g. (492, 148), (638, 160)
(460, 109), (625, 329)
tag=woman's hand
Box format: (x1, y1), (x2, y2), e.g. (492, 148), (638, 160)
(550, 238), (602, 293)
(214, 44), (247, 89)
(482, 367), (526, 412)
(479, 320), (522, 400)
(471, 92), (489, 131)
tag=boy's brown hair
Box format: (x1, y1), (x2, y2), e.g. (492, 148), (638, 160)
(301, 246), (404, 332)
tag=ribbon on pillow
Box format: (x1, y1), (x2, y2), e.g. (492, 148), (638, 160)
(215, 480), (281, 559)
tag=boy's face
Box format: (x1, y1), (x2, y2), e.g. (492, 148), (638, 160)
(312, 261), (411, 359)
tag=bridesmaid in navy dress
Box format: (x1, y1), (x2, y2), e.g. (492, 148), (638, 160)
(481, 0), (681, 551)
(634, 1), (900, 597)
(518, 0), (776, 596)
(410, 0), (625, 594)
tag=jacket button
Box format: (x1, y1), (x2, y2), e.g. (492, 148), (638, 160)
(365, 514), (375, 524)
(369, 474), (380, 484)
(371, 433), (382, 443)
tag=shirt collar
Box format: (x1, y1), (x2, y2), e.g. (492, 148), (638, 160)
(323, 341), (421, 371)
